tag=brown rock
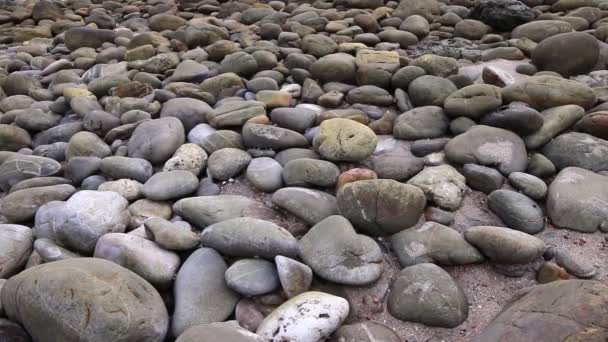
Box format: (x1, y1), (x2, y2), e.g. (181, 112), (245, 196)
(336, 168), (378, 191)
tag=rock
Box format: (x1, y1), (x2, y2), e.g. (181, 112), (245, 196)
(275, 256), (313, 299)
(149, 14), (187, 31)
(256, 292), (349, 342)
(100, 156), (153, 183)
(330, 322), (402, 342)
(336, 168), (378, 190)
(536, 262), (569, 284)
(142, 171), (199, 201)
(256, 90), (292, 109)
(32, 0), (63, 21)
(527, 153), (556, 178)
(282, 158), (339, 188)
(347, 86), (393, 106)
(481, 102), (544, 136)
(531, 32), (599, 77)
(144, 217), (199, 251)
(172, 248), (239, 337)
(0, 125), (31, 151)
(393, 106), (449, 140)
(0, 184), (75, 223)
(173, 195), (277, 229)
(302, 34), (338, 57)
(387, 263), (468, 328)
(0, 318), (31, 341)
(272, 187), (338, 225)
(511, 20), (573, 42)
(455, 19), (490, 40)
(472, 0), (535, 31)
(464, 226), (545, 264)
(393, 0), (440, 21)
(445, 125), (527, 175)
(128, 117), (185, 164)
(409, 75), (457, 107)
(94, 233), (180, 289)
(200, 218), (299, 259)
(0, 155), (61, 192)
(407, 165), (466, 211)
(575, 112), (608, 140)
(2, 258), (168, 342)
(0, 224), (32, 278)
(508, 172), (547, 199)
(473, 280), (608, 341)
(34, 190), (130, 254)
(176, 322), (265, 342)
(208, 148), (252, 181)
(269, 107), (316, 133)
(553, 248), (596, 278)
(65, 131), (111, 159)
(225, 259), (280, 296)
(163, 144), (207, 176)
(246, 157), (283, 192)
(524, 105), (584, 150)
(199, 130), (244, 154)
(310, 53), (357, 84)
(313, 118), (377, 162)
(64, 27), (116, 50)
(543, 132), (608, 172)
(444, 84), (502, 119)
(337, 179), (426, 236)
(502, 76), (596, 110)
(391, 222), (484, 267)
(160, 98), (214, 132)
(300, 215), (383, 285)
(546, 167), (608, 233)
(243, 123), (309, 150)
(487, 190), (545, 234)
(208, 101), (266, 128)
(462, 163), (505, 194)
(200, 73), (244, 99)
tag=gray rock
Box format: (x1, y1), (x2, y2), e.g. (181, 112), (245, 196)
(275, 255), (313, 299)
(94, 233), (180, 289)
(408, 75), (457, 107)
(462, 163), (505, 194)
(282, 158), (339, 188)
(160, 98), (214, 131)
(337, 179), (426, 236)
(256, 292), (349, 342)
(201, 218), (299, 259)
(313, 118), (377, 162)
(387, 263), (468, 328)
(64, 157), (103, 186)
(367, 150), (425, 181)
(444, 84), (502, 119)
(34, 191), (130, 254)
(487, 190), (545, 234)
(2, 258), (168, 342)
(246, 157), (283, 192)
(471, 0), (534, 31)
(65, 131), (111, 160)
(269, 107), (317, 133)
(208, 101), (266, 128)
(524, 105), (584, 150)
(243, 123), (309, 150)
(208, 148), (252, 181)
(527, 153), (556, 178)
(271, 187), (338, 225)
(225, 259), (280, 296)
(543, 132), (608, 172)
(553, 248), (596, 278)
(98, 179), (143, 201)
(0, 224), (32, 278)
(547, 167), (608, 233)
(502, 76), (595, 110)
(310, 53), (356, 84)
(393, 106), (449, 140)
(144, 217), (199, 251)
(34, 238), (79, 263)
(300, 215), (383, 285)
(0, 184), (75, 223)
(128, 117), (185, 164)
(508, 172), (547, 199)
(172, 248), (239, 337)
(391, 222), (484, 267)
(445, 125), (528, 175)
(176, 322), (265, 342)
(100, 156), (153, 183)
(199, 130), (244, 154)
(0, 155), (61, 192)
(464, 226), (545, 264)
(481, 102), (544, 136)
(64, 27), (116, 50)
(330, 322), (402, 342)
(142, 171), (199, 201)
(275, 148), (320, 166)
(407, 165), (466, 211)
(531, 32), (599, 77)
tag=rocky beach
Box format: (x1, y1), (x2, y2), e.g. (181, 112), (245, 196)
(0, 0), (607, 341)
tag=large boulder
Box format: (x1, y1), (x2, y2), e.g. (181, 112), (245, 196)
(502, 76), (596, 110)
(547, 167), (608, 233)
(473, 280), (608, 341)
(531, 32), (599, 77)
(1, 258), (169, 342)
(471, 0), (535, 31)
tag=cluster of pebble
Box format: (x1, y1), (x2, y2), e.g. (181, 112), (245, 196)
(0, 0), (607, 340)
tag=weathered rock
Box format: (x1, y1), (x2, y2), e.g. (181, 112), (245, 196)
(275, 255), (313, 299)
(313, 118), (377, 162)
(393, 106), (449, 140)
(208, 148), (252, 181)
(0, 125), (31, 151)
(176, 322), (265, 342)
(444, 84), (502, 119)
(523, 105), (584, 149)
(0, 184), (75, 223)
(330, 322), (402, 342)
(472, 0), (535, 31)
(2, 258), (168, 342)
(408, 165), (466, 211)
(464, 226), (545, 264)
(508, 172), (547, 200)
(0, 224), (32, 278)
(502, 76), (596, 110)
(388, 263), (468, 328)
(225, 259), (280, 296)
(272, 187), (338, 225)
(282, 158), (339, 188)
(144, 217), (199, 251)
(0, 155), (61, 192)
(409, 75), (457, 107)
(543, 132), (608, 172)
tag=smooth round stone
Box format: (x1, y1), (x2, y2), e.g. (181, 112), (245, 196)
(242, 123), (309, 150)
(337, 179), (426, 236)
(443, 84), (502, 119)
(199, 130), (244, 154)
(480, 102), (544, 135)
(200, 217), (299, 259)
(388, 263), (468, 328)
(98, 179), (143, 201)
(225, 259), (280, 296)
(9, 176), (71, 193)
(392, 221), (484, 267)
(1, 258), (168, 342)
(99, 156), (153, 183)
(236, 299), (265, 332)
(274, 148), (320, 166)
(208, 101), (266, 128)
(81, 175), (107, 190)
(65, 131), (111, 159)
(144, 217), (199, 251)
(527, 153), (556, 178)
(408, 75), (457, 107)
(487, 190), (545, 234)
(508, 172), (547, 200)
(34, 190), (130, 254)
(128, 199), (172, 229)
(271, 187), (338, 226)
(275, 256), (313, 299)
(269, 107), (317, 133)
(246, 157), (283, 192)
(330, 322), (401, 342)
(464, 226), (545, 264)
(34, 238), (79, 263)
(310, 53), (356, 84)
(407, 164), (466, 211)
(393, 106), (449, 140)
(0, 124), (32, 151)
(313, 118), (377, 162)
(543, 132), (608, 172)
(0, 184), (75, 223)
(94, 233), (180, 289)
(208, 148), (252, 181)
(502, 76), (596, 110)
(554, 248), (596, 278)
(142, 170), (199, 201)
(462, 163), (505, 194)
(300, 215), (383, 285)
(282, 158), (339, 188)
(524, 105), (584, 150)
(0, 224), (33, 278)
(128, 117), (185, 164)
(176, 322), (265, 342)
(256, 292), (349, 342)
(531, 32), (599, 77)
(412, 54), (457, 78)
